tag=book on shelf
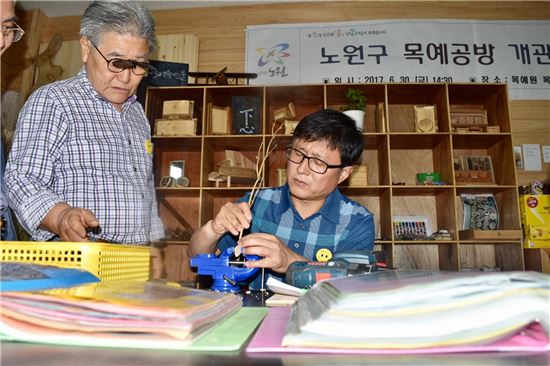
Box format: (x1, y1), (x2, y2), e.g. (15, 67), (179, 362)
(0, 280), (245, 350)
(282, 270), (550, 351)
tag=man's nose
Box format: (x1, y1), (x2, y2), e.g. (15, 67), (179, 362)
(117, 68), (132, 83)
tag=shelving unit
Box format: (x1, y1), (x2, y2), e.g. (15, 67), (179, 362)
(145, 83), (523, 281)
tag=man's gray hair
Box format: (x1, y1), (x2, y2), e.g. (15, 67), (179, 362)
(80, 1), (157, 54)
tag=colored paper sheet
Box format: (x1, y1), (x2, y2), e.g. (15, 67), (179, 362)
(247, 308), (550, 354)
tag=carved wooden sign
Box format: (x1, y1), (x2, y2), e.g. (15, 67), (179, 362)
(231, 96), (261, 134)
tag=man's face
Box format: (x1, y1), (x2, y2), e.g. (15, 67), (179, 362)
(80, 32), (149, 111)
(1, 0), (16, 55)
(286, 138), (352, 205)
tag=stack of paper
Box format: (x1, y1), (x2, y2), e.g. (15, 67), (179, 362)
(283, 270), (550, 350)
(0, 280), (242, 349)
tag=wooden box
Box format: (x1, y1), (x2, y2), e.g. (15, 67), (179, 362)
(458, 229), (522, 240)
(210, 105), (231, 135)
(163, 100), (194, 118)
(155, 118), (197, 136)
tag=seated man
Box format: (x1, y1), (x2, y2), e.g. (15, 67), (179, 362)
(188, 108), (375, 289)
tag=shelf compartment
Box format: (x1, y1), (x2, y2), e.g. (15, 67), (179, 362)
(202, 136), (264, 188)
(145, 86), (205, 135)
(152, 137), (202, 188)
(325, 84), (387, 133)
(205, 86), (264, 135)
(390, 134), (453, 186)
(266, 85), (324, 134)
(448, 83), (510, 133)
(387, 84), (449, 133)
(393, 243), (458, 271)
(455, 187), (522, 231)
(341, 187), (391, 242)
(157, 190), (200, 240)
(391, 188), (457, 240)
(452, 135), (516, 186)
(459, 242), (523, 271)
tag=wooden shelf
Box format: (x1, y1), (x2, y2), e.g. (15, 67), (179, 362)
(145, 83), (523, 280)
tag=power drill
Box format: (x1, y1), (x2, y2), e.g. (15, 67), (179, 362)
(286, 250), (379, 289)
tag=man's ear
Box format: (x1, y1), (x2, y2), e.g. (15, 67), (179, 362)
(337, 166), (353, 185)
(80, 37), (90, 63)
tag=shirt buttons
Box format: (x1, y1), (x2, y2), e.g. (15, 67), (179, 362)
(133, 167), (137, 172)
(294, 243), (300, 248)
(128, 139), (132, 145)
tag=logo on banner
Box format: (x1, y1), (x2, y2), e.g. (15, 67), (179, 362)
(256, 43), (291, 79)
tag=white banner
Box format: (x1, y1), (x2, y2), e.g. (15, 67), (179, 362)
(245, 19), (550, 99)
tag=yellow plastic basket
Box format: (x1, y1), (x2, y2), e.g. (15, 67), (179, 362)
(0, 241), (150, 282)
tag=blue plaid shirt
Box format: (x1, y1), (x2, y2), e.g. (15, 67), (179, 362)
(5, 68), (164, 244)
(218, 184), (375, 289)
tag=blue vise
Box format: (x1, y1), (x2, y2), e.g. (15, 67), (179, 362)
(190, 247), (260, 292)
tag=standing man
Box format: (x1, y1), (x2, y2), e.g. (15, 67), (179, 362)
(188, 109), (375, 288)
(5, 1), (164, 254)
(1, 0), (24, 241)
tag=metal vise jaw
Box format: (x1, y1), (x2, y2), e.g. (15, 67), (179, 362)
(190, 247), (259, 292)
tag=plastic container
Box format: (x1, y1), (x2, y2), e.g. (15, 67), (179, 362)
(0, 241), (150, 282)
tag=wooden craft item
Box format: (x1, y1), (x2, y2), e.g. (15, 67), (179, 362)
(414, 105), (436, 133)
(155, 118), (197, 136)
(209, 104), (231, 135)
(163, 100), (194, 118)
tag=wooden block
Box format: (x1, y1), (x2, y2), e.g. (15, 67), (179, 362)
(284, 120), (299, 135)
(155, 118), (197, 136)
(414, 105), (436, 133)
(163, 100), (194, 118)
(347, 165), (368, 186)
(211, 105), (230, 135)
(458, 229), (523, 240)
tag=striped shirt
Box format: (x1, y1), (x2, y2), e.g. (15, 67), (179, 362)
(5, 68), (164, 244)
(218, 184), (375, 289)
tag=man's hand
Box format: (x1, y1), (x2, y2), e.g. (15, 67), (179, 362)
(211, 202), (252, 236)
(41, 203), (99, 242)
(237, 233), (305, 273)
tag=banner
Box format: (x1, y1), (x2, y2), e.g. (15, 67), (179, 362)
(245, 19), (550, 99)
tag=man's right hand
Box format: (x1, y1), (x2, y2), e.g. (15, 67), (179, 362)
(41, 203), (100, 242)
(211, 201), (252, 236)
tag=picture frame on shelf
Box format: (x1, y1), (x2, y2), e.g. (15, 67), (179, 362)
(454, 155), (495, 184)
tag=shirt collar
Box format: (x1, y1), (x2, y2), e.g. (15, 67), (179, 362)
(279, 183), (342, 224)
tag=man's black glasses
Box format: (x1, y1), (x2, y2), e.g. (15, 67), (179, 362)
(91, 41), (155, 76)
(286, 147), (345, 174)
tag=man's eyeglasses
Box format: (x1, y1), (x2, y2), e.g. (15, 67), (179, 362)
(91, 41), (155, 76)
(286, 147), (345, 174)
(2, 23), (25, 43)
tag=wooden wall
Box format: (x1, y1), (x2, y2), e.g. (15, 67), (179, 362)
(3, 0), (549, 182)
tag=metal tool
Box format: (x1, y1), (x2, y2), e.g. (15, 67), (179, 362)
(286, 250), (379, 289)
(190, 247), (260, 292)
